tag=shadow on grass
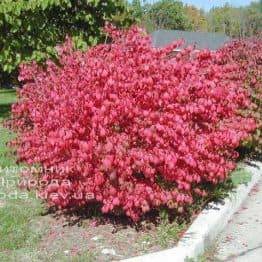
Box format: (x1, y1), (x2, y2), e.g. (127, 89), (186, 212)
(0, 103), (12, 119)
(0, 89), (16, 94)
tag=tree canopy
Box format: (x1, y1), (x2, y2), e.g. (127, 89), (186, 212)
(0, 0), (134, 84)
(130, 0), (261, 37)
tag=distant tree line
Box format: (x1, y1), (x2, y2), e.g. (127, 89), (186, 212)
(130, 0), (262, 37)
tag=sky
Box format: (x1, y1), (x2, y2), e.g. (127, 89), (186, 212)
(136, 0), (258, 11)
(181, 0), (257, 11)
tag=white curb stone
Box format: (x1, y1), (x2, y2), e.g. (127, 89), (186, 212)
(123, 161), (262, 262)
(102, 248), (117, 256)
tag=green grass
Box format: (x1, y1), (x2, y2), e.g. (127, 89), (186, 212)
(0, 127), (16, 168)
(230, 166), (252, 186)
(0, 89), (47, 252)
(0, 89), (16, 121)
(154, 213), (186, 248)
(0, 200), (44, 251)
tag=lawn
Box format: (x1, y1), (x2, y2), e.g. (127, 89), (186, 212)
(0, 88), (253, 261)
(0, 89), (45, 260)
(0, 89), (17, 121)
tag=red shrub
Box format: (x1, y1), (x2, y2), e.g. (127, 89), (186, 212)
(9, 25), (256, 221)
(219, 39), (262, 156)
(219, 38), (261, 94)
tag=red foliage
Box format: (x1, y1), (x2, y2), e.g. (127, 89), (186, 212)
(9, 25), (256, 221)
(219, 38), (261, 95)
(219, 38), (262, 154)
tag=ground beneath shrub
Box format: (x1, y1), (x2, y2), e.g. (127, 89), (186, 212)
(30, 209), (187, 261)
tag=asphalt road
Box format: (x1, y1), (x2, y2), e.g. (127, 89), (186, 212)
(213, 178), (262, 262)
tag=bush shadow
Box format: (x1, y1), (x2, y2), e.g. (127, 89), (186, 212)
(0, 103), (12, 119)
(41, 204), (164, 232)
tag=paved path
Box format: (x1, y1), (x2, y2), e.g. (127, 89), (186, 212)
(213, 178), (262, 262)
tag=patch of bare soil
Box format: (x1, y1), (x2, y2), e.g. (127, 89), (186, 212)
(0, 200), (5, 208)
(36, 207), (185, 261)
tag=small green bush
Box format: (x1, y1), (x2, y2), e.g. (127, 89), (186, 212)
(0, 0), (133, 85)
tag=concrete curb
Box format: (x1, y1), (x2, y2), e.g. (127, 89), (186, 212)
(123, 161), (262, 262)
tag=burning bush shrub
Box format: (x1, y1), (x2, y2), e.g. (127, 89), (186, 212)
(9, 25), (256, 221)
(219, 39), (262, 158)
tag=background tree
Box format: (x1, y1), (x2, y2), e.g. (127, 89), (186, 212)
(131, 0), (144, 19)
(243, 1), (262, 37)
(0, 0), (134, 86)
(184, 5), (208, 32)
(147, 0), (192, 30)
(207, 4), (234, 35)
(207, 1), (261, 38)
(129, 0), (261, 37)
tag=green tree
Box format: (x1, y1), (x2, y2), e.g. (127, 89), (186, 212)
(147, 0), (192, 30)
(0, 0), (134, 85)
(207, 4), (234, 35)
(131, 0), (144, 20)
(243, 1), (262, 36)
(206, 1), (262, 37)
(184, 5), (208, 32)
